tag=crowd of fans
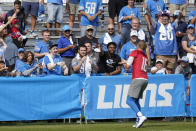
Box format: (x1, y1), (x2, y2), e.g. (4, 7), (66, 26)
(0, 0), (195, 81)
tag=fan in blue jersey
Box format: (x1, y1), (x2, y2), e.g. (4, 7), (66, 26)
(144, 0), (165, 60)
(144, 3), (177, 70)
(34, 30), (53, 63)
(14, 48), (25, 76)
(120, 30), (138, 74)
(78, 0), (103, 37)
(118, 0), (141, 45)
(43, 43), (68, 76)
(19, 51), (43, 77)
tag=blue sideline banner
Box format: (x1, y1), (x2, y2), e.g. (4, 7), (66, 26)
(190, 75), (196, 117)
(0, 75), (82, 121)
(84, 74), (185, 119)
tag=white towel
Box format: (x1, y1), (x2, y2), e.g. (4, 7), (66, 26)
(103, 33), (112, 45)
(159, 23), (173, 35)
(76, 53), (91, 77)
(187, 46), (196, 63)
(42, 54), (54, 69)
(85, 55), (91, 77)
(137, 29), (145, 41)
(69, 36), (73, 45)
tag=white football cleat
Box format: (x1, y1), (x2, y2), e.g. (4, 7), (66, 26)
(132, 117), (139, 127)
(136, 116), (147, 128)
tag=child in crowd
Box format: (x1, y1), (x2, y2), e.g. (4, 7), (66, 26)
(14, 48), (25, 76)
(175, 56), (192, 80)
(0, 38), (7, 62)
(0, 60), (15, 76)
(166, 68), (174, 74)
(10, 18), (26, 48)
(151, 59), (167, 74)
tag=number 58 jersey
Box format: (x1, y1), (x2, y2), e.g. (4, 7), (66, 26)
(129, 50), (148, 80)
(78, 0), (104, 26)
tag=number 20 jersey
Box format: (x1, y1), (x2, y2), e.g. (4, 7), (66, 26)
(154, 23), (177, 56)
(129, 50), (148, 80)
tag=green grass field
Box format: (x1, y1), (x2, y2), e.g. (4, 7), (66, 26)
(1, 120), (196, 131)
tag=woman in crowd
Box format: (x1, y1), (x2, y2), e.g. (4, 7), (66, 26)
(19, 51), (43, 76)
(182, 24), (196, 74)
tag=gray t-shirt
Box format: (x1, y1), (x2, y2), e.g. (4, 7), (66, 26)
(71, 57), (85, 74)
(4, 36), (18, 66)
(71, 54), (97, 74)
(175, 64), (192, 80)
(182, 35), (196, 56)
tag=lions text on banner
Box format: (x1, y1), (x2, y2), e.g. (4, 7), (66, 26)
(84, 74), (185, 119)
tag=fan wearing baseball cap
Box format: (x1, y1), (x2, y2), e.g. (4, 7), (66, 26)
(175, 56), (192, 80)
(57, 25), (76, 75)
(144, 3), (178, 70)
(10, 18), (26, 48)
(151, 58), (167, 74)
(120, 30), (139, 74)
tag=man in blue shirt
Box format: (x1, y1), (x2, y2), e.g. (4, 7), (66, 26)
(14, 48), (25, 76)
(98, 24), (122, 54)
(46, 0), (63, 35)
(119, 0), (141, 45)
(57, 25), (76, 75)
(170, 0), (189, 16)
(66, 0), (81, 29)
(78, 0), (103, 37)
(120, 30), (138, 73)
(34, 30), (53, 63)
(145, 5), (177, 70)
(43, 43), (68, 75)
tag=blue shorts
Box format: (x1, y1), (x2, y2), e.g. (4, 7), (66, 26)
(47, 3), (63, 24)
(22, 1), (39, 17)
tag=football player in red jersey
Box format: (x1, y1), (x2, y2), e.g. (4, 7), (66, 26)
(121, 40), (148, 128)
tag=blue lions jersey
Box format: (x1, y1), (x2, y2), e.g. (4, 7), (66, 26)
(78, 0), (103, 26)
(154, 23), (178, 55)
(119, 6), (141, 25)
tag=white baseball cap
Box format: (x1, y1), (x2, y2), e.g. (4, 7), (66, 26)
(156, 59), (163, 64)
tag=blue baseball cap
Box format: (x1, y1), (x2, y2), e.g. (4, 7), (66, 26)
(187, 24), (195, 29)
(18, 48), (24, 53)
(181, 56), (189, 63)
(62, 25), (71, 31)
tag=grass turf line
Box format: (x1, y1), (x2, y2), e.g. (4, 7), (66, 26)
(0, 121), (196, 131)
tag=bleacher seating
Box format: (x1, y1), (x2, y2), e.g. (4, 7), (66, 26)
(0, 2), (195, 51)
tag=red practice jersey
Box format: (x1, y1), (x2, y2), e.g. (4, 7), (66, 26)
(129, 50), (148, 80)
(11, 27), (21, 39)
